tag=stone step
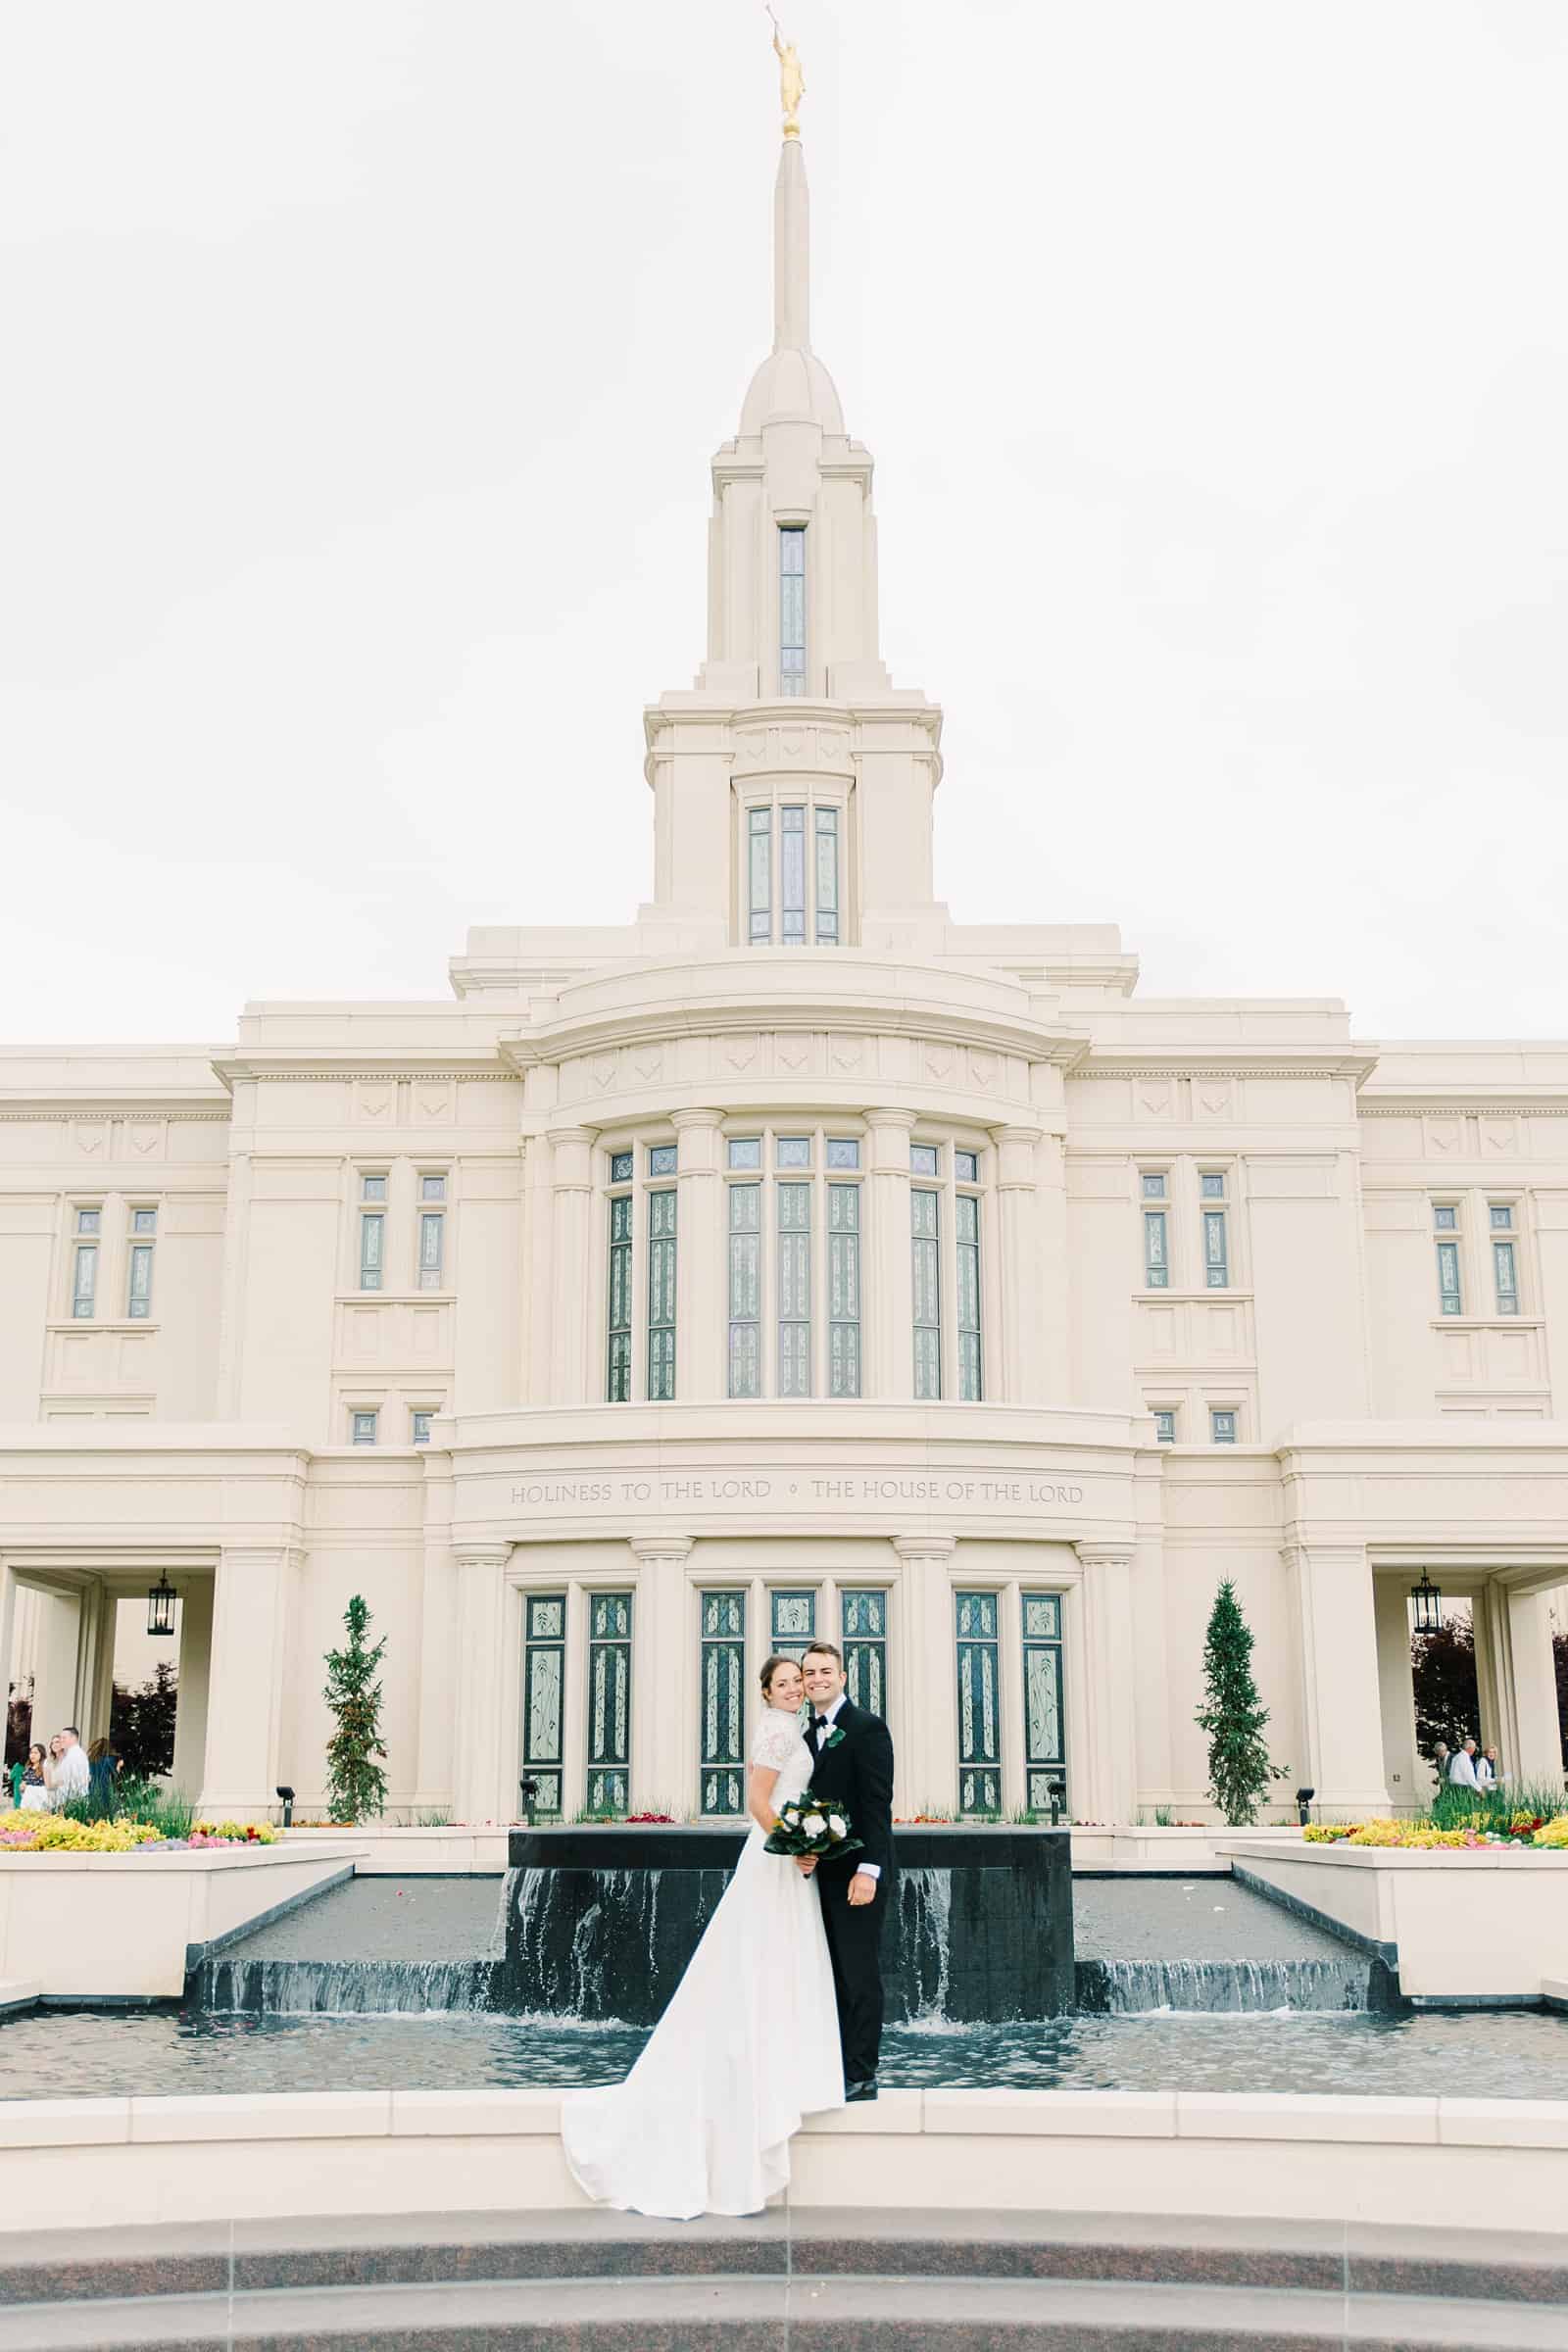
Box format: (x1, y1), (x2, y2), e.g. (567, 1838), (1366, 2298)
(1, 2208), (1566, 2317)
(3, 2270), (1568, 2351)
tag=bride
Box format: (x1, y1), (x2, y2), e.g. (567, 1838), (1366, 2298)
(561, 1652), (844, 2218)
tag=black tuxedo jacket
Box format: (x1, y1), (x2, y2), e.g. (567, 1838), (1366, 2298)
(806, 1698), (895, 1880)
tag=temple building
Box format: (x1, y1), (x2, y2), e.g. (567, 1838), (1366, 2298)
(3, 116), (1566, 1827)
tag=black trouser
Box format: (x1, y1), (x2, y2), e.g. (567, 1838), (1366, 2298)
(817, 1866), (889, 2082)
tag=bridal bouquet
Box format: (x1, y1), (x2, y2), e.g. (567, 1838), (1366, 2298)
(764, 1788), (863, 1861)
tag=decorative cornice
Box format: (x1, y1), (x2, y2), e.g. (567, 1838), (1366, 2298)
(0, 1104), (230, 1123)
(1076, 1054), (1376, 1083)
(1358, 1102), (1568, 1118)
(502, 1001), (1089, 1073)
(214, 1055), (515, 1088)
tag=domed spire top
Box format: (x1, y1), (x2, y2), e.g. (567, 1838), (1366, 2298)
(739, 132), (845, 437)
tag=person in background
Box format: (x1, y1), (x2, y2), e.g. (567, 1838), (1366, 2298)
(19, 1745), (49, 1811)
(5, 1753), (22, 1809)
(1446, 1738), (1480, 1788)
(1476, 1745), (1501, 1790)
(1432, 1741), (1450, 1789)
(50, 1727), (90, 1808)
(87, 1737), (121, 1808)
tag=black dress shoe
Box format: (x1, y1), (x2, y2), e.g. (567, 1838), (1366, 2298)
(844, 2076), (879, 2103)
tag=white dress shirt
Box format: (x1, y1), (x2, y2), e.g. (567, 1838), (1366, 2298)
(52, 1742), (90, 1804)
(810, 1692), (880, 1879)
(1446, 1748), (1479, 1788)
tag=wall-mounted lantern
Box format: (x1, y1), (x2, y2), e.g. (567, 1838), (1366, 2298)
(147, 1571), (177, 1639)
(1410, 1571), (1443, 1636)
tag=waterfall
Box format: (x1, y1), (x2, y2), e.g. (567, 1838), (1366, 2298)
(894, 1867), (954, 2021)
(1075, 1953), (1374, 2015)
(197, 1955), (500, 2016)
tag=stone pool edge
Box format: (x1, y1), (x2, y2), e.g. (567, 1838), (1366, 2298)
(0, 2087), (1564, 2233)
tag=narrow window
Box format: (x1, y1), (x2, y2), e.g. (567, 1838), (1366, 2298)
(521, 1594), (566, 1819)
(1436, 1222), (1463, 1315)
(1141, 1171), (1167, 1200)
(911, 1188), (942, 1399)
(1021, 1594), (1066, 1815)
(1152, 1408), (1176, 1444)
(647, 1189), (677, 1400)
(610, 1151), (634, 1185)
(72, 1237), (98, 1320)
(780, 805), (807, 944)
(700, 1591), (746, 1814)
(607, 1194), (632, 1401)
(777, 1181), (811, 1396)
(1144, 1209), (1169, 1290)
(770, 1589), (816, 1661)
(779, 525), (806, 695)
(1202, 1209), (1229, 1290)
(748, 808), (772, 945)
(126, 1236), (155, 1320)
(1200, 1172), (1226, 1200)
(360, 1211), (384, 1292)
(955, 1149), (979, 1185)
(1490, 1203), (1514, 1229)
(776, 1136), (810, 1168)
(727, 1137), (762, 1171)
(648, 1144), (678, 1178)
(420, 1174), (446, 1202)
(728, 1182), (761, 1398)
(841, 1590), (888, 1717)
(585, 1592), (632, 1817)
(1210, 1408), (1237, 1445)
(362, 1174), (388, 1203)
(827, 1182), (861, 1397)
(814, 807), (839, 943)
(956, 1192), (982, 1400)
(411, 1410), (433, 1445)
(910, 1143), (940, 1178)
(1494, 1240), (1519, 1316)
(417, 1211), (444, 1291)
(955, 1591), (1001, 1815)
(351, 1410), (378, 1446)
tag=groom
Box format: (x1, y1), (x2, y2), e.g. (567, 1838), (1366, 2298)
(799, 1642), (894, 2103)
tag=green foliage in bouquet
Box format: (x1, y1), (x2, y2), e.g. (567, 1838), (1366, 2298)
(763, 1787), (863, 1860)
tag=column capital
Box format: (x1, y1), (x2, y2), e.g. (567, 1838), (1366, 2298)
(892, 1532), (956, 1561)
(546, 1127), (597, 1193)
(669, 1107), (725, 1133)
(453, 1542), (514, 1570)
(629, 1532), (695, 1564)
(865, 1106), (918, 1134)
(545, 1125), (599, 1148)
(1074, 1543), (1136, 1571)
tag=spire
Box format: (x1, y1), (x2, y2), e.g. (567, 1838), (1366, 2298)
(773, 135), (809, 353)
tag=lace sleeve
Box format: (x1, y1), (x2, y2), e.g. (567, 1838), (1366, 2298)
(749, 1712), (803, 1771)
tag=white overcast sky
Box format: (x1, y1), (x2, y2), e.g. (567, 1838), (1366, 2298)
(2, 1), (1564, 1046)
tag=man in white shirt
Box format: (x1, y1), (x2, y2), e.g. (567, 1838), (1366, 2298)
(1446, 1739), (1480, 1788)
(51, 1728), (91, 1807)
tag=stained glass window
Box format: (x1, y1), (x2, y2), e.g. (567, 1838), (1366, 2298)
(610, 1151), (633, 1185)
(521, 1593), (565, 1818)
(779, 525), (806, 695)
(770, 1589), (816, 1661)
(1210, 1408), (1237, 1445)
(912, 1188), (941, 1399)
(648, 1145), (678, 1178)
(814, 807), (839, 943)
(728, 1138), (762, 1171)
(910, 1144), (940, 1177)
(842, 1589), (887, 1718)
(701, 1590), (746, 1814)
(362, 1174), (387, 1203)
(956, 1592), (1001, 1814)
(728, 1183), (761, 1399)
(131, 1207), (157, 1235)
(126, 1242), (154, 1320)
(955, 1150), (979, 1184)
(421, 1174), (446, 1202)
(1490, 1203), (1513, 1230)
(1494, 1241), (1519, 1315)
(1202, 1209), (1229, 1290)
(75, 1207), (100, 1236)
(778, 1182), (811, 1396)
(826, 1138), (860, 1170)
(417, 1211), (444, 1291)
(647, 1189), (677, 1400)
(411, 1410), (433, 1445)
(72, 1242), (97, 1319)
(1021, 1593), (1065, 1813)
(351, 1410), (377, 1446)
(1152, 1408), (1176, 1444)
(1433, 1204), (1458, 1231)
(749, 808), (772, 944)
(359, 1212), (384, 1292)
(776, 1137), (811, 1168)
(1200, 1171), (1226, 1200)
(956, 1192), (981, 1400)
(1144, 1209), (1168, 1290)
(607, 1195), (632, 1401)
(827, 1182), (861, 1397)
(1141, 1172), (1166, 1200)
(1437, 1239), (1462, 1316)
(781, 805), (807, 944)
(586, 1591), (632, 1817)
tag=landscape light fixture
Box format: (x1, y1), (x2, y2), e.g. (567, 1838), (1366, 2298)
(1295, 1787), (1316, 1826)
(146, 1571), (177, 1639)
(1409, 1571), (1443, 1636)
(519, 1775), (540, 1824)
(275, 1786), (295, 1829)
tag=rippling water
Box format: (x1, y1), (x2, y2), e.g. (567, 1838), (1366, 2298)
(4, 2006), (1568, 2102)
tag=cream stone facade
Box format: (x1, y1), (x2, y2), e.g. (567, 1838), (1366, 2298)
(4, 134), (1567, 1827)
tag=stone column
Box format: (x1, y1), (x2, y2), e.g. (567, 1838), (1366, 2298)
(1075, 1546), (1139, 1827)
(547, 1129), (597, 1405)
(81, 1582), (117, 1746)
(414, 1455), (457, 1811)
(630, 1535), (695, 1811)
(866, 1110), (916, 1400)
(891, 1534), (956, 1817)
(1500, 1586), (1565, 1788)
(171, 1575), (214, 1801)
(452, 1543), (513, 1825)
(1372, 1573), (1422, 1810)
(990, 1124), (1045, 1404)
(29, 1589), (83, 1754)
(1285, 1544), (1391, 1814)
(202, 1546), (298, 1819)
(672, 1111), (725, 1402)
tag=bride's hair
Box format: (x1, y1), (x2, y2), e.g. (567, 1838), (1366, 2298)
(758, 1653), (800, 1698)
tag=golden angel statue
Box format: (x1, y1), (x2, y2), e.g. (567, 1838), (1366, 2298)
(767, 10), (805, 136)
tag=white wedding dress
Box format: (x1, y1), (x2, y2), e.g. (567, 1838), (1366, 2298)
(561, 1705), (845, 2218)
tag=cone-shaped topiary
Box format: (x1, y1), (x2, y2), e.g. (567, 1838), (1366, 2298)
(1195, 1579), (1286, 1826)
(322, 1594), (388, 1825)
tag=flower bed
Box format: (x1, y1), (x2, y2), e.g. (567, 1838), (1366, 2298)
(0, 1812), (277, 1854)
(1304, 1812), (1568, 1851)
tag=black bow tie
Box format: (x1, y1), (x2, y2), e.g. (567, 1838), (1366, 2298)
(812, 1714), (832, 1735)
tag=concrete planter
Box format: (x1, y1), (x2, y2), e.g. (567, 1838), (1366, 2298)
(1218, 1836), (1568, 2003)
(0, 1838), (368, 2002)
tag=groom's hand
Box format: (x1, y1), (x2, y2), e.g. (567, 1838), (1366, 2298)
(848, 1871), (876, 1907)
(795, 1855), (818, 1876)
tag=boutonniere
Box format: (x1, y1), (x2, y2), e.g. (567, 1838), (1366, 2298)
(824, 1727), (846, 1751)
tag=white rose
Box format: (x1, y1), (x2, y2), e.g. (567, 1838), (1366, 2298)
(802, 1813), (825, 1838)
(829, 1815), (847, 1838)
